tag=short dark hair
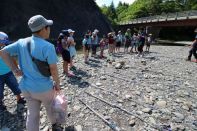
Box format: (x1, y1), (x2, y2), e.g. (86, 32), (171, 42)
(32, 25), (49, 34)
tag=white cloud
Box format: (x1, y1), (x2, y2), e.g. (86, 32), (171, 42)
(96, 0), (135, 7)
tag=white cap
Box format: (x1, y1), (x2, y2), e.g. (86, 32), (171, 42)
(68, 29), (75, 33)
(94, 29), (99, 33)
(0, 32), (9, 45)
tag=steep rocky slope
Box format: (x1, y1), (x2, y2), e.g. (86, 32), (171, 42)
(0, 0), (112, 40)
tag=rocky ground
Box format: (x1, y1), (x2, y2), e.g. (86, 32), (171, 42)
(0, 45), (197, 131)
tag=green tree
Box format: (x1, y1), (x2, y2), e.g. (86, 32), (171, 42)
(108, 1), (117, 21)
(145, 0), (163, 15)
(99, 0), (197, 23)
(116, 2), (129, 21)
(185, 0), (197, 10)
(100, 2), (117, 27)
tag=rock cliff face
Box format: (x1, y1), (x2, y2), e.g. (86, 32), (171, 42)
(0, 0), (112, 40)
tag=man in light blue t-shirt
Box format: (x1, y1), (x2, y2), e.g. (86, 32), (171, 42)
(0, 32), (26, 111)
(0, 15), (63, 131)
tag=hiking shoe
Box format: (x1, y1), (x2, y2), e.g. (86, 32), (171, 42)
(185, 58), (191, 61)
(17, 98), (26, 104)
(192, 59), (197, 63)
(0, 103), (7, 111)
(52, 124), (64, 131)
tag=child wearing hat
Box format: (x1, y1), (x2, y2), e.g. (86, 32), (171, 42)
(67, 29), (77, 71)
(187, 34), (197, 62)
(99, 35), (107, 58)
(146, 34), (152, 52)
(82, 34), (91, 63)
(59, 31), (75, 77)
(116, 31), (123, 53)
(0, 32), (26, 111)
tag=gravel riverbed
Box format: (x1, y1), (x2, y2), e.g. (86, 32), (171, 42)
(1, 45), (197, 131)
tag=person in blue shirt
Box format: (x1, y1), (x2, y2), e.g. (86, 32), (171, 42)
(0, 32), (26, 111)
(0, 15), (63, 131)
(82, 34), (91, 63)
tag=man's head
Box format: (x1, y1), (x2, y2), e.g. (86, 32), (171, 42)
(0, 32), (9, 48)
(28, 15), (53, 39)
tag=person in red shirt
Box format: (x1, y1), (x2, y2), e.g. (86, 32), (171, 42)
(108, 32), (115, 55)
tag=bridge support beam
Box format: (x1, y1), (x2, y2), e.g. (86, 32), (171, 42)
(146, 26), (161, 39)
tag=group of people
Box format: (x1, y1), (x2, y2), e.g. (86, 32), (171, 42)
(0, 14), (197, 131)
(81, 28), (153, 63)
(56, 29), (77, 77)
(1, 17), (155, 130)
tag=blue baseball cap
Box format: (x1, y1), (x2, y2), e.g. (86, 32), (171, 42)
(0, 32), (9, 45)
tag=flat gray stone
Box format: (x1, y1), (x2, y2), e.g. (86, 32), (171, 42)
(156, 100), (167, 108)
(142, 108), (152, 114)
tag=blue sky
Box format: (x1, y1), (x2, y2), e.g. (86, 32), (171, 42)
(96, 0), (135, 7)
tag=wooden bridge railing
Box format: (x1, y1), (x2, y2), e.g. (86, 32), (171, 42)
(119, 10), (197, 25)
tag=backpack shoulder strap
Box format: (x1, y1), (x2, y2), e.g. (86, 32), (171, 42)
(26, 37), (35, 61)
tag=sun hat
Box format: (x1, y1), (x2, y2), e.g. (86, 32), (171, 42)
(62, 30), (70, 37)
(67, 29), (75, 33)
(94, 29), (99, 33)
(28, 15), (53, 32)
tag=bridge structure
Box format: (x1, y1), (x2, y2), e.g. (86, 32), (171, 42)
(118, 10), (197, 38)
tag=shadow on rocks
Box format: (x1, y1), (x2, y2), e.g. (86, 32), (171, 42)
(88, 58), (101, 63)
(112, 53), (124, 58)
(85, 62), (101, 68)
(0, 104), (26, 130)
(67, 75), (90, 89)
(147, 51), (160, 54)
(72, 68), (89, 77)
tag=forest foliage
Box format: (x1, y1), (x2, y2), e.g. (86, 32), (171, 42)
(100, 0), (197, 24)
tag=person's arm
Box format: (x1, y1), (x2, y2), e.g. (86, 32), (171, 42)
(46, 44), (60, 91)
(189, 39), (197, 47)
(12, 57), (18, 67)
(193, 39), (197, 45)
(49, 64), (60, 91)
(82, 40), (85, 54)
(0, 50), (22, 76)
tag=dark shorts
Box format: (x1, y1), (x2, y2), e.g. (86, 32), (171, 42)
(146, 43), (150, 47)
(125, 42), (130, 48)
(62, 49), (70, 63)
(138, 44), (144, 52)
(116, 41), (121, 47)
(84, 44), (90, 51)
